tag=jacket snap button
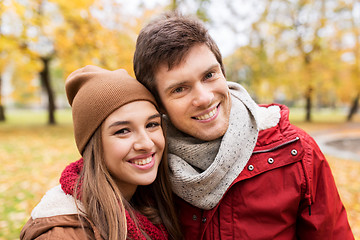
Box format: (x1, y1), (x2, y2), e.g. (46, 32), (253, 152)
(291, 149), (298, 156)
(192, 215), (197, 221)
(268, 158), (274, 164)
(248, 165), (254, 171)
(202, 217), (207, 223)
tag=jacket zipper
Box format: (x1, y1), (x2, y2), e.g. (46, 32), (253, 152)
(252, 136), (300, 154)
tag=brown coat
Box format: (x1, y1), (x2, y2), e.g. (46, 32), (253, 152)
(20, 185), (102, 240)
(20, 214), (102, 240)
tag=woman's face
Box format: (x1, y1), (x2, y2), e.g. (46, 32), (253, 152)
(101, 101), (164, 200)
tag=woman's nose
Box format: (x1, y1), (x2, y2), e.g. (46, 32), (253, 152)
(133, 131), (154, 151)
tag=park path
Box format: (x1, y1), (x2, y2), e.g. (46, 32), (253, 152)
(308, 122), (360, 239)
(310, 122), (360, 162)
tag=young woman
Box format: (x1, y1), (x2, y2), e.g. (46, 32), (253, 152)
(20, 65), (182, 240)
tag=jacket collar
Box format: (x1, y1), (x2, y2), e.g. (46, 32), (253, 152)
(31, 185), (83, 219)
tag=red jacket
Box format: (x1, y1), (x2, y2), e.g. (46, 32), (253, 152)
(176, 104), (354, 240)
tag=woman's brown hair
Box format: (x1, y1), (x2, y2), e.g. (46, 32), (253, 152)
(74, 120), (182, 240)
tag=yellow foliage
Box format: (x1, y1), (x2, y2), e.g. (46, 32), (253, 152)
(51, 0), (94, 10)
(225, 0), (360, 107)
(1, 0), (143, 107)
(51, 0), (138, 78)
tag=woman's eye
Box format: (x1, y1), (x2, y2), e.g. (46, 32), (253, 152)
(114, 128), (130, 135)
(146, 122), (160, 128)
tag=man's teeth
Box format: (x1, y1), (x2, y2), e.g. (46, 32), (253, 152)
(132, 156), (152, 165)
(195, 108), (217, 120)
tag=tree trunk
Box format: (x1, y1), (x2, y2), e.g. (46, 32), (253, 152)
(40, 57), (56, 125)
(0, 12), (5, 122)
(0, 76), (5, 122)
(170, 0), (178, 10)
(347, 93), (359, 122)
(0, 105), (5, 121)
(305, 86), (312, 122)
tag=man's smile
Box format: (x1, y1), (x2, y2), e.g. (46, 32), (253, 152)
(192, 104), (220, 121)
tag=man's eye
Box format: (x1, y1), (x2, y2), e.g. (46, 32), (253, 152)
(172, 87), (184, 93)
(205, 72), (214, 79)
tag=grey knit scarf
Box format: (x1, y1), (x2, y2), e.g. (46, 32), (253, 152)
(166, 82), (260, 210)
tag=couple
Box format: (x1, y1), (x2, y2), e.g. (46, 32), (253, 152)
(21, 12), (354, 239)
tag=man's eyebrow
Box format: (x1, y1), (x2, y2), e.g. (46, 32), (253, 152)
(107, 113), (161, 129)
(204, 63), (220, 74)
(164, 81), (189, 93)
(192, 63), (220, 80)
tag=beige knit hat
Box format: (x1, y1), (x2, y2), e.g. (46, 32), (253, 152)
(65, 65), (157, 155)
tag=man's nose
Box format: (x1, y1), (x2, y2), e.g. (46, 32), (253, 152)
(192, 83), (214, 107)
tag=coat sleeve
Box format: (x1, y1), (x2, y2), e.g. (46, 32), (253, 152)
(296, 133), (354, 240)
(20, 216), (94, 240)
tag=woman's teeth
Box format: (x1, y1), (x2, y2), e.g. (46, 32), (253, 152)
(131, 156), (152, 165)
(195, 107), (217, 120)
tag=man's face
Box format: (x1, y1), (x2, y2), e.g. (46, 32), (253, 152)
(155, 44), (231, 141)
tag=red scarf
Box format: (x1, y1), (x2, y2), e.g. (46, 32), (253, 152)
(60, 159), (168, 240)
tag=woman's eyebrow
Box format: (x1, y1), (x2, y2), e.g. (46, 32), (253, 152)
(148, 113), (161, 120)
(107, 113), (161, 129)
(108, 120), (129, 129)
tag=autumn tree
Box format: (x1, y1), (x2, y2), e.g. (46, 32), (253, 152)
(13, 0), (58, 124)
(2, 0), (137, 125)
(53, 0), (135, 76)
(167, 0), (211, 21)
(333, 0), (360, 121)
(0, 0), (34, 121)
(224, 0), (354, 121)
(0, 0), (5, 121)
(224, 0), (281, 102)
(261, 0), (328, 122)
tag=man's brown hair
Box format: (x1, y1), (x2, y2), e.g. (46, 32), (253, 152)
(133, 11), (225, 106)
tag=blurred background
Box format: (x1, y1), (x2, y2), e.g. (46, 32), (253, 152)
(0, 0), (359, 239)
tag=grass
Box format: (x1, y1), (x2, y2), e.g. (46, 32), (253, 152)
(0, 108), (80, 240)
(0, 108), (359, 239)
(2, 108), (73, 126)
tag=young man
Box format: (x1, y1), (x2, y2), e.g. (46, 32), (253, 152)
(133, 12), (354, 239)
